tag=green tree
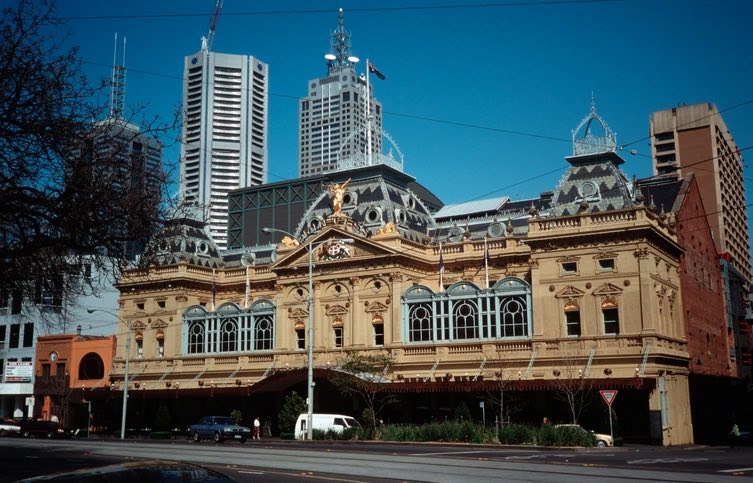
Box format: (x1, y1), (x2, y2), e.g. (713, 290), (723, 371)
(0, 0), (181, 329)
(332, 352), (396, 439)
(277, 391), (306, 434)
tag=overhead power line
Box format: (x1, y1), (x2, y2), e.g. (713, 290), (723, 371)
(61, 1), (623, 21)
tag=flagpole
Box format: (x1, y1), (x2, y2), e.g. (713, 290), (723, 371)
(365, 58), (372, 165)
(439, 242), (444, 292)
(211, 268), (216, 311)
(484, 237), (489, 289)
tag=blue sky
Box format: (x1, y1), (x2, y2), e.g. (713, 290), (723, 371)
(55, 0), (753, 212)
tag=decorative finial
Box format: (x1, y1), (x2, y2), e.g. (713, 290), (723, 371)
(506, 218), (514, 236)
(648, 195), (656, 212)
(571, 97), (617, 156)
(528, 202), (538, 217)
(463, 218), (471, 240)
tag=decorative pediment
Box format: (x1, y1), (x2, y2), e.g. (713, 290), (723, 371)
(289, 308), (309, 320)
(151, 319), (168, 329)
(555, 285), (585, 298)
(592, 283), (623, 296)
(271, 228), (398, 270)
(556, 255), (580, 263)
(325, 305), (348, 317)
(365, 301), (389, 314)
(131, 320), (147, 330)
(593, 252), (618, 260)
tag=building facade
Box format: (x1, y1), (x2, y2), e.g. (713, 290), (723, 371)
(102, 108), (698, 445)
(33, 329), (116, 429)
(650, 103), (751, 286)
(0, 293), (40, 419)
(180, 44), (269, 251)
(298, 9), (383, 178)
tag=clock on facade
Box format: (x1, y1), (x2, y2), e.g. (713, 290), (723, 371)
(49, 351), (58, 362)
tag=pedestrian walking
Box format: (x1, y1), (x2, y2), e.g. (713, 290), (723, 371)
(253, 417), (261, 439)
(730, 423), (741, 449)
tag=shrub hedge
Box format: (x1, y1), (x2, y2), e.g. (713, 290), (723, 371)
(304, 421), (604, 447)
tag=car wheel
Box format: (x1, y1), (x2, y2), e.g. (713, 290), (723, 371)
(192, 431), (200, 443)
(23, 431), (31, 438)
(0, 429), (5, 437)
(213, 431), (222, 443)
(596, 440), (607, 448)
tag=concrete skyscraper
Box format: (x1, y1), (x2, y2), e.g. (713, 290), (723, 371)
(649, 103), (751, 286)
(298, 9), (383, 178)
(180, 41), (268, 251)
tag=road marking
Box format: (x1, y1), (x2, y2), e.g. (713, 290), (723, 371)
(237, 470), (264, 474)
(628, 457), (708, 465)
(719, 467), (753, 473)
(410, 450), (492, 456)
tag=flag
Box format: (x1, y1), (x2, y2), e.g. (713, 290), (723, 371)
(484, 237), (490, 289)
(439, 242), (445, 291)
(368, 62), (386, 80)
(211, 268), (217, 310)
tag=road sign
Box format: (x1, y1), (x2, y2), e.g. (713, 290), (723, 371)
(600, 389), (618, 407)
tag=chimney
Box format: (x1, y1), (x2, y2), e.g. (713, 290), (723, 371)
(76, 325), (82, 336)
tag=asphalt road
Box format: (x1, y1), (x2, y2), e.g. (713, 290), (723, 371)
(1, 437), (752, 482)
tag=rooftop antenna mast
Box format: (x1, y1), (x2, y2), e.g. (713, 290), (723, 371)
(325, 8), (357, 74)
(110, 33), (126, 119)
(202, 0), (224, 52)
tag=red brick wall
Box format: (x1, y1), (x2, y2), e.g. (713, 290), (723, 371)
(676, 175), (733, 377)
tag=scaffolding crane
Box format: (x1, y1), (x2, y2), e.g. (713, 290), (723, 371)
(202, 0), (223, 52)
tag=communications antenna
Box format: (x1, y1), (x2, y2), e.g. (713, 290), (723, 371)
(110, 33), (126, 119)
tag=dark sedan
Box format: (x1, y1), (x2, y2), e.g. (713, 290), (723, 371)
(189, 416), (251, 443)
(20, 420), (70, 439)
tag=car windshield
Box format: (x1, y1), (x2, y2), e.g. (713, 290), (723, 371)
(213, 417), (232, 425)
(344, 417), (360, 427)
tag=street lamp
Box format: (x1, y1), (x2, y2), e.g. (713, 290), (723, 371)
(87, 308), (131, 440)
(262, 227), (353, 440)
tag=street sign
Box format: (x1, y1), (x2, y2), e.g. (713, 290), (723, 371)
(600, 389), (618, 407)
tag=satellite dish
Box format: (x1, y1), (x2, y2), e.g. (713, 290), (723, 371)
(324, 54), (336, 61)
(347, 56), (359, 63)
(240, 252), (256, 267)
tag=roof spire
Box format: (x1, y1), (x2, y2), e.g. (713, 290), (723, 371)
(571, 96), (617, 156)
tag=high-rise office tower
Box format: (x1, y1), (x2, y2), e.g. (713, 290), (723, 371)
(298, 9), (382, 178)
(650, 102), (751, 285)
(180, 42), (268, 251)
(95, 34), (163, 260)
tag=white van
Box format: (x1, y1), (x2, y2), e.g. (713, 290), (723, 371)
(294, 413), (360, 440)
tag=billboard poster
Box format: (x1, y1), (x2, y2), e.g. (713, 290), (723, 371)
(5, 361), (33, 383)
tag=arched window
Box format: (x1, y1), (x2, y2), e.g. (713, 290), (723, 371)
(501, 296), (527, 337)
(78, 353), (104, 380)
(254, 315), (273, 350)
(188, 320), (205, 354)
(409, 303), (433, 342)
(453, 299), (477, 339)
(182, 301), (276, 355)
(402, 277), (531, 344)
(220, 319), (238, 352)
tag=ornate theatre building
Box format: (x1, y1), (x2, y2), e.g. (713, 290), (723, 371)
(106, 110), (693, 445)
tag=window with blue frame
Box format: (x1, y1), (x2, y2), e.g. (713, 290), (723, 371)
(402, 278), (532, 343)
(183, 301), (276, 355)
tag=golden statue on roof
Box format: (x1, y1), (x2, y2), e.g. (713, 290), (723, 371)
(328, 178), (351, 216)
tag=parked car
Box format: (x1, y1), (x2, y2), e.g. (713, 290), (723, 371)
(294, 413), (361, 440)
(189, 416), (251, 443)
(554, 423), (613, 447)
(20, 420), (70, 439)
(0, 417), (21, 437)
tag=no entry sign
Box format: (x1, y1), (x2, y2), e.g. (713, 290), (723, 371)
(600, 389), (618, 407)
